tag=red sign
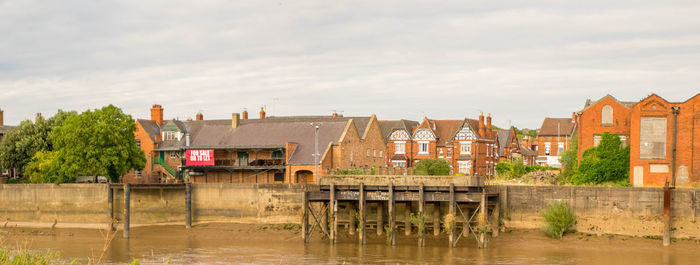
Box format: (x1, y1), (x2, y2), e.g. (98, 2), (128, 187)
(186, 149), (215, 166)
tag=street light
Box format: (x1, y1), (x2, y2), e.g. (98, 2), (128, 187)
(310, 122), (322, 182)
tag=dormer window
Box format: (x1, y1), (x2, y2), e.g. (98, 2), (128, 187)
(165, 131), (178, 141)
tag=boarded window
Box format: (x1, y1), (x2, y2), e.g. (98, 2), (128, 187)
(640, 117), (666, 159)
(274, 173), (284, 182)
(601, 105), (613, 125)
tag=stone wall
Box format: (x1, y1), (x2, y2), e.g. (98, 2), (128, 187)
(491, 185), (699, 239)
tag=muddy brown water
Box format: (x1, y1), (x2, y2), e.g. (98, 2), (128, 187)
(1, 223), (697, 264)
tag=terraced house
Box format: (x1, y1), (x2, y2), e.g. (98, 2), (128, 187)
(125, 105), (386, 184)
(383, 113), (499, 177)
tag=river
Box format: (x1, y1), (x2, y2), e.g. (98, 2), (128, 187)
(1, 223), (697, 264)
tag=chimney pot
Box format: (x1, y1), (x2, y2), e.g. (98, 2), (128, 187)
(486, 113), (492, 137)
(332, 112), (338, 118)
(150, 104), (164, 126)
(478, 112), (485, 137)
(232, 113), (240, 128)
(196, 112), (203, 121)
(242, 110), (248, 120)
(259, 107), (266, 119)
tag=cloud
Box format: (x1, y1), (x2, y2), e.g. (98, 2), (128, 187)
(1, 0), (699, 128)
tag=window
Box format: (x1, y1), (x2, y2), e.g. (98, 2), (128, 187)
(395, 142), (405, 154)
(619, 135), (627, 147)
(557, 143), (564, 155)
(379, 151), (383, 157)
(544, 142), (551, 155)
(367, 149), (370, 157)
(274, 173), (285, 182)
(460, 141), (471, 154)
(439, 149), (444, 158)
(373, 149), (377, 157)
(271, 150), (283, 160)
(640, 117), (667, 159)
(136, 140), (141, 148)
(170, 151), (178, 158)
(458, 161), (471, 174)
(447, 149), (452, 158)
(392, 161), (406, 168)
(350, 150), (353, 162)
(418, 141), (429, 154)
(602, 105), (613, 125)
(134, 170), (141, 178)
(165, 131), (178, 141)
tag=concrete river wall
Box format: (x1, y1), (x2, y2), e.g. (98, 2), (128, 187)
(0, 183), (698, 239)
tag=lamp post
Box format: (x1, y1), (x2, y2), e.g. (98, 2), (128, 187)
(311, 123), (322, 182)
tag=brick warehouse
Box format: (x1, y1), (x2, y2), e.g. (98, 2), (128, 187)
(576, 95), (636, 161)
(124, 105), (387, 184)
(382, 113), (499, 177)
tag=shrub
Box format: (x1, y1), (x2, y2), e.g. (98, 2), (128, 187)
(413, 159), (450, 176)
(495, 162), (512, 177)
(542, 201), (576, 239)
(332, 168), (364, 175)
(571, 132), (629, 185)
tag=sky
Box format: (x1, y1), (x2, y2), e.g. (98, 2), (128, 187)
(1, 0), (699, 128)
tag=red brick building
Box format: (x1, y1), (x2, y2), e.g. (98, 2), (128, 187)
(535, 117), (577, 167)
(497, 127), (537, 165)
(629, 93), (700, 186)
(126, 105), (387, 183)
(576, 95), (635, 161)
(383, 113), (498, 177)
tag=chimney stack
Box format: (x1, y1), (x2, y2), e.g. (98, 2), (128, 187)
(242, 110), (248, 120)
(232, 113), (240, 128)
(572, 112), (576, 123)
(332, 112), (338, 118)
(478, 112), (485, 137)
(0, 109), (3, 126)
(486, 113), (492, 137)
(196, 112), (203, 121)
(259, 107), (266, 119)
(151, 104), (164, 126)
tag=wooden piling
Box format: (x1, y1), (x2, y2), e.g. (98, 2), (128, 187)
(302, 191), (309, 243)
(449, 184), (455, 248)
(419, 183), (425, 247)
(107, 186), (113, 219)
(492, 199), (500, 237)
(185, 182), (192, 229)
(388, 183), (395, 246)
(348, 202), (356, 235)
(377, 202), (384, 236)
(404, 202), (411, 236)
(433, 203), (440, 236)
(359, 182), (366, 245)
(663, 186), (671, 246)
(123, 183), (130, 239)
(478, 190), (487, 248)
(329, 183), (336, 244)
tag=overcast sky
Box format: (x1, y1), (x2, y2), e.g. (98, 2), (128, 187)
(1, 1), (699, 128)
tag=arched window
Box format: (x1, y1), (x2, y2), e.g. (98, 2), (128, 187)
(601, 105), (613, 125)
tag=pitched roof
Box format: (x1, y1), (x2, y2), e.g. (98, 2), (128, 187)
(583, 94), (637, 111)
(378, 119), (419, 140)
(432, 120), (463, 146)
(258, 116), (372, 138)
(137, 119), (161, 142)
(519, 146), (537, 156)
(538, 118), (576, 136)
(497, 129), (513, 156)
(0, 125), (16, 135)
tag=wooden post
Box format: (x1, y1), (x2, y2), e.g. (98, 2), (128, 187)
(329, 183), (336, 244)
(404, 202), (411, 236)
(389, 183), (395, 246)
(107, 186), (113, 219)
(433, 202), (440, 236)
(419, 183), (425, 247)
(692, 190), (697, 223)
(377, 202), (384, 236)
(321, 202), (329, 236)
(348, 202), (356, 235)
(449, 184), (455, 248)
(302, 191), (309, 243)
(663, 186), (671, 246)
(478, 190), (487, 248)
(359, 183), (366, 245)
(185, 182), (192, 229)
(492, 199), (500, 237)
(123, 183), (130, 239)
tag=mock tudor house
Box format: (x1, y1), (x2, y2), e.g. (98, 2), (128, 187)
(535, 117), (577, 167)
(384, 113), (498, 177)
(379, 119), (419, 168)
(125, 105), (387, 184)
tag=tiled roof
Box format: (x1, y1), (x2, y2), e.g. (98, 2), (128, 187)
(378, 119), (418, 140)
(538, 118), (576, 136)
(0, 125), (16, 134)
(583, 94), (637, 111)
(137, 119), (160, 142)
(497, 129), (512, 156)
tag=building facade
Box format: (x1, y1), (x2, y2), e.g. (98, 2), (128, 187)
(576, 95), (635, 161)
(535, 117), (577, 167)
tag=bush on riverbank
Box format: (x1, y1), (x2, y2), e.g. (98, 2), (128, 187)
(542, 201), (576, 239)
(495, 158), (558, 179)
(0, 248), (71, 265)
(413, 159), (450, 176)
(570, 133), (629, 185)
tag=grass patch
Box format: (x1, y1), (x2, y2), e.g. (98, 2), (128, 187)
(542, 201), (576, 239)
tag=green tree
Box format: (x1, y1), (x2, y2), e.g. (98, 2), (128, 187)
(0, 110), (76, 175)
(413, 159), (450, 176)
(52, 105), (146, 182)
(571, 132), (629, 185)
(558, 134), (578, 184)
(24, 151), (73, 183)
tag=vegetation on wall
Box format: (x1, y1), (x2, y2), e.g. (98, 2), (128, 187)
(495, 157), (556, 179)
(413, 159), (450, 176)
(570, 132), (630, 185)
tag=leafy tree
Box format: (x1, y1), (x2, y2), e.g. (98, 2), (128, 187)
(413, 159), (450, 176)
(24, 151), (72, 183)
(571, 132), (629, 185)
(558, 134), (578, 184)
(0, 110), (76, 175)
(52, 105), (146, 182)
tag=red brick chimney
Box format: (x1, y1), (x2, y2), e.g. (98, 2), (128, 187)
(332, 112), (339, 118)
(151, 104), (164, 126)
(0, 109), (3, 126)
(196, 112), (203, 121)
(259, 107), (266, 119)
(486, 113), (492, 137)
(242, 110), (248, 120)
(572, 112), (576, 123)
(478, 112), (485, 137)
